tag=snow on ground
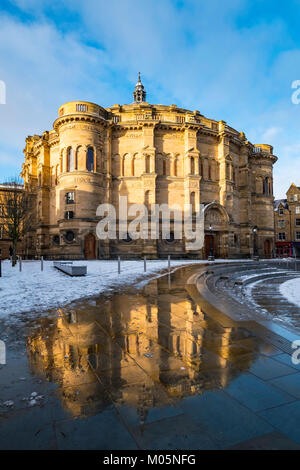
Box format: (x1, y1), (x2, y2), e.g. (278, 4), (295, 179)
(0, 259), (237, 319)
(237, 270), (287, 282)
(280, 277), (300, 307)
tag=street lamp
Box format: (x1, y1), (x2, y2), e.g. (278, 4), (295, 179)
(252, 226), (259, 261)
(208, 223), (215, 261)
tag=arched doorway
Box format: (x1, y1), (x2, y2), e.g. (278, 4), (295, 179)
(264, 239), (271, 258)
(204, 203), (229, 258)
(84, 233), (96, 259)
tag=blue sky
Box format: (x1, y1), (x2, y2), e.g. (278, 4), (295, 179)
(0, 0), (299, 198)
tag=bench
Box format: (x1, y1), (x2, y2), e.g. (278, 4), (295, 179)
(53, 261), (87, 277)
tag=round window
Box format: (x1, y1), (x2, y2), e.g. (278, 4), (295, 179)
(66, 231), (75, 242)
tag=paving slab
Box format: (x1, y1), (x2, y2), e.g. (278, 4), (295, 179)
(224, 372), (295, 412)
(259, 401), (300, 445)
(179, 390), (274, 449)
(269, 372), (300, 399)
(56, 408), (138, 450)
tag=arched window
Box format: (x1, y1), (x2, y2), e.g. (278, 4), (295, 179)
(190, 157), (195, 175)
(67, 148), (74, 172)
(263, 177), (269, 195)
(208, 163), (212, 180)
(145, 155), (151, 173)
(226, 163), (230, 180)
(199, 160), (203, 176)
(163, 160), (167, 176)
(86, 147), (94, 172)
(190, 192), (196, 213)
(145, 190), (151, 210)
(174, 159), (178, 177)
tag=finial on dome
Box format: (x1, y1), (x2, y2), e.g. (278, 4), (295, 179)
(133, 73), (146, 103)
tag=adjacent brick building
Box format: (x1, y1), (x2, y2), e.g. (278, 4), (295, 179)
(274, 184), (300, 257)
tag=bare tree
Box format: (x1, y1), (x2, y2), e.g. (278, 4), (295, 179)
(0, 179), (33, 266)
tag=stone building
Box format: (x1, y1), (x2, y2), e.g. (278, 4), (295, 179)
(21, 75), (277, 259)
(274, 183), (300, 257)
(0, 183), (24, 259)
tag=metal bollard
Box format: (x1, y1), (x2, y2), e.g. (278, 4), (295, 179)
(118, 256), (121, 274)
(168, 255), (171, 272)
(19, 256), (22, 272)
(144, 256), (146, 272)
(41, 255), (44, 272)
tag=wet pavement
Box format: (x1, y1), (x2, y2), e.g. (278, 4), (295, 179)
(1, 264), (300, 449)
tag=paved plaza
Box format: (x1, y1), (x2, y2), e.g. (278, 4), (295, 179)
(1, 263), (300, 449)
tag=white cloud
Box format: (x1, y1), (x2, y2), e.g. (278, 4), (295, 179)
(261, 127), (282, 141)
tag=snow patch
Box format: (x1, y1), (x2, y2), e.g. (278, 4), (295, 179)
(0, 259), (239, 320)
(280, 277), (300, 307)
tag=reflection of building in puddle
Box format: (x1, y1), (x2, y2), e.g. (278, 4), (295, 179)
(27, 270), (256, 419)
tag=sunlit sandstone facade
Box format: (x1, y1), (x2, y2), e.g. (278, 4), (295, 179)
(21, 77), (277, 259)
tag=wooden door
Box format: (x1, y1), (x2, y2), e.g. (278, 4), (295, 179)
(204, 234), (214, 258)
(264, 239), (271, 258)
(84, 233), (96, 259)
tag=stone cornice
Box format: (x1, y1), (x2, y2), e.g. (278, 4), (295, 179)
(53, 114), (109, 131)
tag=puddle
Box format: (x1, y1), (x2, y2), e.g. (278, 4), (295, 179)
(0, 264), (290, 449)
(24, 266), (258, 416)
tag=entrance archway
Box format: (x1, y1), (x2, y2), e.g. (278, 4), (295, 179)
(84, 233), (96, 259)
(204, 203), (229, 259)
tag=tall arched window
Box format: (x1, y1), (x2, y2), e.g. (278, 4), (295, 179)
(145, 190), (151, 210)
(145, 155), (151, 173)
(226, 163), (230, 180)
(67, 148), (74, 172)
(190, 192), (196, 213)
(86, 147), (94, 172)
(163, 160), (167, 176)
(263, 177), (269, 195)
(208, 163), (212, 180)
(199, 160), (203, 176)
(174, 159), (178, 177)
(190, 157), (195, 175)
